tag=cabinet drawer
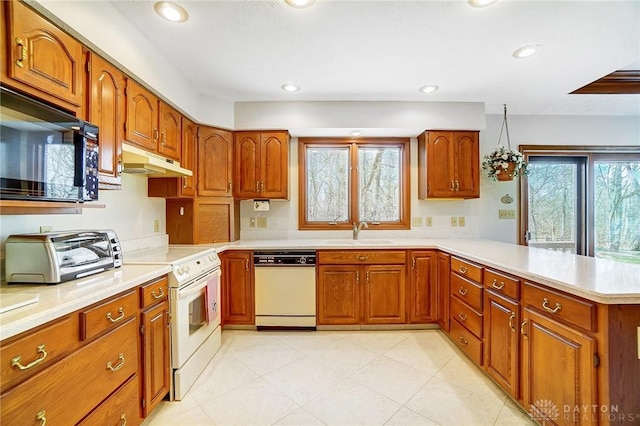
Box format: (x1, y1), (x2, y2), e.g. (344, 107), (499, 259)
(450, 296), (482, 338)
(450, 318), (483, 365)
(523, 282), (597, 332)
(451, 273), (483, 312)
(484, 269), (520, 300)
(1, 318), (138, 425)
(318, 250), (406, 265)
(451, 257), (482, 283)
(80, 290), (137, 341)
(78, 374), (142, 426)
(139, 276), (169, 309)
(0, 314), (79, 392)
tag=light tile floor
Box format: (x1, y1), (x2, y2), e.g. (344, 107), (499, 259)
(143, 329), (537, 426)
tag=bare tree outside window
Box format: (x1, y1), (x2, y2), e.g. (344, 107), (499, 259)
(359, 147), (400, 222)
(307, 147), (349, 222)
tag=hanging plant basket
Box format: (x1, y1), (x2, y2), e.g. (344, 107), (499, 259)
(482, 104), (528, 182)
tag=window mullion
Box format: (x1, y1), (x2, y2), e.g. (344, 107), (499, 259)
(350, 142), (359, 225)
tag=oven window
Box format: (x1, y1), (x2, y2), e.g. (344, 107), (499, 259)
(188, 293), (207, 333)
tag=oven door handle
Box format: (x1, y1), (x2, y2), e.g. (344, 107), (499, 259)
(178, 272), (219, 299)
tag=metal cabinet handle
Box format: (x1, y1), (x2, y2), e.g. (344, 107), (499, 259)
(356, 255), (369, 261)
(15, 37), (27, 68)
(356, 271), (360, 284)
(245, 260), (249, 271)
(228, 181), (232, 192)
(458, 336), (468, 345)
(261, 181), (265, 192)
(492, 279), (505, 290)
(183, 177), (188, 188)
(151, 287), (165, 299)
(166, 311), (171, 328)
(458, 312), (468, 321)
(450, 181), (455, 191)
(106, 307), (125, 323)
(508, 312), (516, 332)
(542, 298), (562, 313)
(36, 410), (46, 426)
(366, 271), (370, 284)
(153, 129), (159, 142)
(161, 132), (166, 146)
(458, 266), (468, 274)
(255, 181), (260, 192)
(120, 413), (127, 426)
(521, 319), (528, 339)
(411, 257), (416, 269)
(12, 344), (47, 370)
(455, 180), (460, 191)
(458, 287), (468, 296)
(106, 353), (125, 371)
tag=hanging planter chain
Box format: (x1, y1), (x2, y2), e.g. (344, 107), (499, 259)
(497, 104), (511, 150)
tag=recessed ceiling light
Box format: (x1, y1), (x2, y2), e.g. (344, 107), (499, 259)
(284, 0), (316, 8)
(513, 44), (541, 59)
(418, 85), (439, 94)
(281, 83), (300, 92)
(154, 1), (188, 22)
(350, 130), (362, 137)
(468, 0), (498, 7)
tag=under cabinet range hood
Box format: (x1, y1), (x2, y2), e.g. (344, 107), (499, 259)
(121, 143), (192, 177)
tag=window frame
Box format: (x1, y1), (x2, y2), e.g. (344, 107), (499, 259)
(519, 145), (640, 257)
(298, 137), (410, 231)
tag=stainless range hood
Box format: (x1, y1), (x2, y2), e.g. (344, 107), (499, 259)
(121, 142), (192, 177)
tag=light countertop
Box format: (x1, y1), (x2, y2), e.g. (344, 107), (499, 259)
(0, 264), (171, 340)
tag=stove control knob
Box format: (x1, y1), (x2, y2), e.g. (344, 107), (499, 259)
(176, 267), (184, 275)
(208, 254), (216, 262)
(183, 265), (191, 273)
(299, 257), (307, 264)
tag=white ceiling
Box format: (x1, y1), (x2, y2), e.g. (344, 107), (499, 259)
(109, 0), (640, 116)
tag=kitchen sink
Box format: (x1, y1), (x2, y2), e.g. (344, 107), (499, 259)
(323, 239), (396, 246)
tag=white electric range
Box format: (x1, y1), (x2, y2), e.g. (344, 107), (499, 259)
(124, 245), (222, 400)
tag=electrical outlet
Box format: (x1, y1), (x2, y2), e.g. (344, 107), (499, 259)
(153, 219), (160, 233)
(40, 225), (52, 233)
(249, 217), (257, 228)
(458, 216), (465, 227)
(499, 209), (516, 219)
(412, 216), (423, 227)
(450, 216), (458, 227)
(425, 217), (433, 227)
(257, 217), (268, 228)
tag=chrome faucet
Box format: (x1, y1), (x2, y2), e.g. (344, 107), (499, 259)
(353, 222), (368, 240)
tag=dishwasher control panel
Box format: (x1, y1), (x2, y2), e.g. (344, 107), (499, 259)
(254, 251), (316, 266)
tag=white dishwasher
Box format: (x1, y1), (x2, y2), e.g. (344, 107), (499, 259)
(254, 251), (316, 329)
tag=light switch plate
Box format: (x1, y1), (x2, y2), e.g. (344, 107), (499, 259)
(499, 209), (516, 219)
(40, 225), (52, 233)
(412, 216), (422, 227)
(257, 217), (268, 228)
(249, 218), (257, 228)
(450, 216), (458, 227)
(458, 216), (465, 227)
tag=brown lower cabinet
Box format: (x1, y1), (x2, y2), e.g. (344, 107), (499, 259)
(221, 251), (255, 325)
(408, 250), (437, 323)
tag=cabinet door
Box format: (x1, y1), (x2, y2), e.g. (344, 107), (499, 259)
(521, 307), (597, 426)
(260, 132), (289, 199)
(221, 251), (254, 325)
(484, 290), (519, 399)
(179, 117), (197, 197)
(88, 53), (125, 189)
(317, 265), (361, 325)
(125, 79), (158, 152)
(141, 302), (170, 417)
(194, 198), (235, 243)
(233, 132), (260, 198)
(409, 251), (437, 323)
(158, 101), (181, 161)
(453, 132), (479, 198)
(5, 1), (83, 110)
(436, 252), (451, 331)
(426, 131), (455, 197)
(199, 127), (233, 197)
(364, 265), (406, 324)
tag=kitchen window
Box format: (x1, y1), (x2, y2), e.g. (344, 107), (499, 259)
(298, 138), (410, 230)
(520, 146), (640, 264)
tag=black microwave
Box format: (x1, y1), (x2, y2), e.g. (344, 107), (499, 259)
(0, 87), (99, 203)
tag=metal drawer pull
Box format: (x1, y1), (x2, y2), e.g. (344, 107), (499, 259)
(542, 298), (562, 313)
(521, 319), (528, 339)
(508, 312), (516, 332)
(183, 177), (188, 188)
(491, 279), (505, 290)
(458, 287), (468, 296)
(459, 266), (468, 274)
(106, 307), (125, 323)
(151, 288), (165, 299)
(458, 312), (468, 321)
(356, 255), (369, 261)
(458, 336), (468, 345)
(107, 353), (125, 371)
(455, 180), (460, 191)
(15, 37), (27, 68)
(120, 413), (127, 426)
(450, 181), (455, 191)
(12, 344), (47, 370)
(36, 410), (46, 426)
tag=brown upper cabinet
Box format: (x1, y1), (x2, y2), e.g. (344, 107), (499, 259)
(179, 117), (197, 197)
(1, 0), (84, 114)
(157, 101), (181, 161)
(125, 79), (158, 152)
(198, 127), (233, 197)
(233, 131), (289, 199)
(418, 131), (479, 199)
(87, 52), (125, 189)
